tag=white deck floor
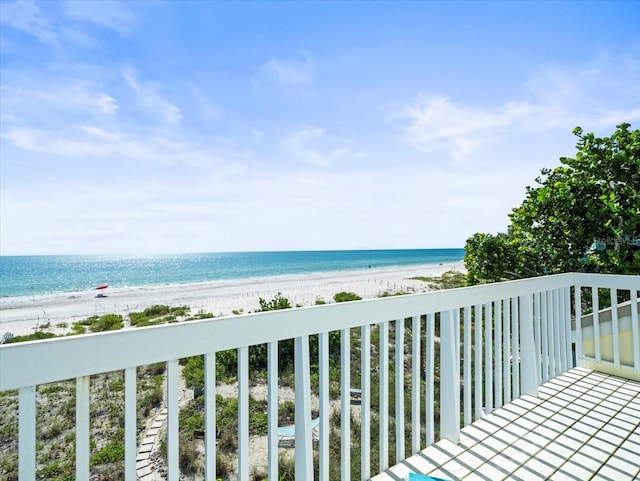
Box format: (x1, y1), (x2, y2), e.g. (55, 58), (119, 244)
(373, 367), (640, 481)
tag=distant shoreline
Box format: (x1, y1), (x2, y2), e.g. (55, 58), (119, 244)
(0, 248), (465, 298)
(0, 261), (465, 337)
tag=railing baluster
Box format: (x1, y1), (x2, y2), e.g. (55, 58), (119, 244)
(440, 309), (460, 442)
(411, 316), (420, 455)
(267, 343), (278, 480)
(425, 313), (435, 447)
(294, 335), (313, 480)
(361, 324), (371, 480)
(341, 328), (351, 481)
(564, 287), (572, 369)
(520, 294), (539, 396)
(395, 318), (405, 463)
(611, 288), (621, 368)
(205, 352), (217, 481)
(238, 347), (249, 481)
(533, 292), (541, 377)
(632, 289), (640, 373)
(495, 301), (503, 409)
(541, 291), (549, 382)
(512, 297), (520, 398)
(484, 302), (493, 415)
(18, 385), (36, 481)
(558, 288), (567, 373)
(474, 304), (482, 420)
(76, 375), (90, 481)
(124, 367), (136, 481)
(503, 298), (511, 403)
(379, 320), (389, 471)
(592, 287), (601, 364)
(463, 306), (471, 426)
(167, 360), (179, 481)
(319, 333), (329, 481)
(547, 290), (555, 377)
(574, 285), (582, 361)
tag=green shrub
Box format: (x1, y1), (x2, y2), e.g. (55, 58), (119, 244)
(90, 314), (123, 332)
(258, 293), (291, 311)
(90, 439), (124, 465)
(5, 331), (57, 343)
(333, 291), (362, 302)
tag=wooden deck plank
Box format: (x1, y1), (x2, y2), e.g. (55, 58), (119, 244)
(371, 368), (640, 481)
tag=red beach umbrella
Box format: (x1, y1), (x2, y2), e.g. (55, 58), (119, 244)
(95, 284), (109, 290)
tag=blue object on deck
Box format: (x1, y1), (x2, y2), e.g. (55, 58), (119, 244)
(408, 473), (451, 481)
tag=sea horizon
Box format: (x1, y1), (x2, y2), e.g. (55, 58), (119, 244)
(0, 248), (465, 298)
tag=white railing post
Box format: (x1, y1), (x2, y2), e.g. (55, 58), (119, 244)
(205, 353), (217, 481)
(632, 289), (640, 374)
(267, 343), (278, 481)
(340, 328), (351, 480)
(611, 289), (621, 368)
(361, 324), (371, 480)
(503, 298), (511, 403)
(474, 304), (482, 420)
(294, 335), (313, 480)
(167, 360), (179, 481)
(238, 347), (249, 481)
(592, 287), (601, 364)
(520, 294), (539, 396)
(533, 293), (541, 377)
(484, 302), (493, 415)
(395, 318), (405, 463)
(124, 367), (137, 481)
(574, 285), (583, 362)
(558, 288), (567, 372)
(425, 313), (435, 447)
(411, 316), (421, 455)
(495, 301), (503, 409)
(319, 333), (330, 481)
(18, 385), (36, 481)
(511, 298), (520, 398)
(379, 321), (389, 471)
(463, 307), (471, 426)
(440, 309), (460, 443)
(564, 287), (572, 369)
(76, 375), (90, 481)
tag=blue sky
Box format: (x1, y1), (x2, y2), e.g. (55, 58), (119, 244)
(1, 1), (639, 255)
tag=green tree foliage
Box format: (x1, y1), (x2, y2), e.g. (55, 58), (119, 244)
(464, 233), (521, 284)
(465, 123), (640, 283)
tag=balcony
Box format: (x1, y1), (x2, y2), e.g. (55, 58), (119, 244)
(1, 272), (638, 480)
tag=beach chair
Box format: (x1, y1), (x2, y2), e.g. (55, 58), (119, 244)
(277, 417), (320, 448)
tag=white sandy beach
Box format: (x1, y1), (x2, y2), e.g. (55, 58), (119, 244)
(0, 261), (464, 338)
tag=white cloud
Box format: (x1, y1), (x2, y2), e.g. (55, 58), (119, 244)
(283, 127), (364, 167)
(123, 68), (183, 124)
(63, 0), (134, 36)
(0, 124), (225, 168)
(0, 0), (58, 48)
(394, 52), (640, 161)
(263, 54), (314, 86)
(394, 95), (536, 159)
(0, 78), (118, 120)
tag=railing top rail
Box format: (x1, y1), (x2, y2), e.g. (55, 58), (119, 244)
(573, 273), (640, 290)
(2, 272), (637, 391)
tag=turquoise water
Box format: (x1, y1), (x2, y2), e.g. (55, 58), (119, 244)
(0, 249), (465, 298)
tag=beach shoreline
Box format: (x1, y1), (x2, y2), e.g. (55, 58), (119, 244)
(0, 261), (465, 337)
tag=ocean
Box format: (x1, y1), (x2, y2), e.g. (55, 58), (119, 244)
(0, 249), (465, 298)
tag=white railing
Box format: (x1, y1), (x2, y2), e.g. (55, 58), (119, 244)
(574, 274), (640, 381)
(1, 273), (638, 481)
